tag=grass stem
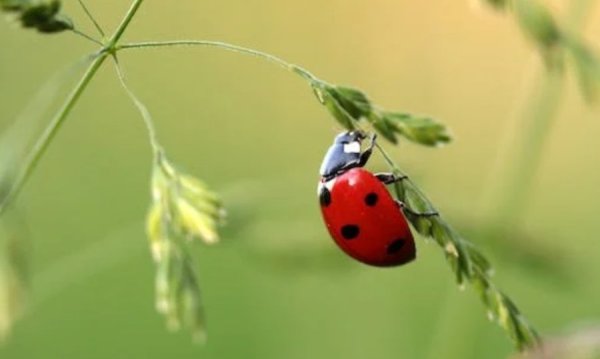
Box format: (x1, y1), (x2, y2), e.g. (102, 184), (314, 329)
(0, 0), (147, 214)
(491, 0), (595, 227)
(70, 28), (103, 46)
(117, 40), (321, 84)
(493, 70), (563, 226)
(0, 54), (106, 215)
(112, 56), (162, 153)
(77, 0), (106, 38)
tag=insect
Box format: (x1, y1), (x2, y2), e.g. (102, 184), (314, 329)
(318, 131), (435, 267)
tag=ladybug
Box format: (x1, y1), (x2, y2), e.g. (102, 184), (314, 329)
(318, 131), (433, 267)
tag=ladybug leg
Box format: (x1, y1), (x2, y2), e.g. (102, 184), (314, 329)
(356, 133), (377, 167)
(337, 133), (378, 173)
(375, 173), (408, 185)
(395, 200), (439, 218)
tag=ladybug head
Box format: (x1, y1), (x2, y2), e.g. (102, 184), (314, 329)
(333, 131), (366, 145)
(319, 131), (366, 179)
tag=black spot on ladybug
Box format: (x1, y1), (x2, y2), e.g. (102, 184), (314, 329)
(319, 186), (332, 207)
(387, 239), (405, 254)
(341, 225), (360, 240)
(364, 192), (378, 206)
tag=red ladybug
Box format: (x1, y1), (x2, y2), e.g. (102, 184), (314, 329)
(318, 131), (426, 267)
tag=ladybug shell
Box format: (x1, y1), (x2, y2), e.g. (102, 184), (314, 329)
(319, 168), (415, 267)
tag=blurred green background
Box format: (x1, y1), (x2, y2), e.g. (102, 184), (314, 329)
(1, 1), (600, 358)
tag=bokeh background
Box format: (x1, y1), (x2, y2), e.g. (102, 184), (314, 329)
(1, 1), (600, 358)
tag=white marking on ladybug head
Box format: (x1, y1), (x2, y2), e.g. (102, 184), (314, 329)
(343, 141), (361, 154)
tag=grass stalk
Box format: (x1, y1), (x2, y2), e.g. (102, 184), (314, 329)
(491, 0), (596, 227)
(117, 40), (320, 83)
(493, 70), (563, 226)
(0, 0), (146, 215)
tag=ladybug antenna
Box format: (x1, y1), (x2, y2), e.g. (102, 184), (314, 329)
(351, 130), (368, 142)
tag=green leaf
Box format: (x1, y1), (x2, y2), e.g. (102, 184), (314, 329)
(310, 83), (452, 147)
(146, 153), (222, 341)
(402, 185), (436, 236)
(403, 185), (433, 214)
(384, 112), (451, 146)
(568, 39), (600, 103)
(2, 0), (73, 33)
(320, 88), (356, 130)
(465, 243), (492, 275)
(19, 0), (59, 26)
(20, 1), (72, 33)
(513, 0), (561, 49)
(1, 1), (23, 11)
(430, 220), (451, 247)
(471, 273), (495, 318)
(0, 0), (30, 11)
(329, 86), (372, 119)
(451, 237), (472, 279)
(147, 202), (208, 341)
(35, 12), (72, 33)
(314, 85), (374, 130)
(151, 154), (225, 246)
(369, 113), (398, 143)
(482, 0), (508, 10)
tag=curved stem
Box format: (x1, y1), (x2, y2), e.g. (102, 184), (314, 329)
(0, 53), (107, 215)
(494, 71), (562, 225)
(491, 0), (595, 227)
(0, 0), (147, 215)
(112, 56), (162, 154)
(117, 40), (321, 84)
(70, 28), (103, 46)
(77, 0), (106, 37)
(107, 0), (145, 48)
(373, 141), (539, 349)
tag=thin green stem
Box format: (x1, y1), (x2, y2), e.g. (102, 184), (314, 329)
(112, 56), (162, 153)
(70, 28), (103, 46)
(0, 0), (539, 347)
(116, 40), (321, 84)
(375, 143), (403, 174)
(0, 53), (107, 215)
(77, 0), (106, 37)
(0, 0), (147, 214)
(372, 141), (539, 350)
(491, 0), (594, 227)
(494, 71), (563, 226)
(107, 0), (145, 49)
